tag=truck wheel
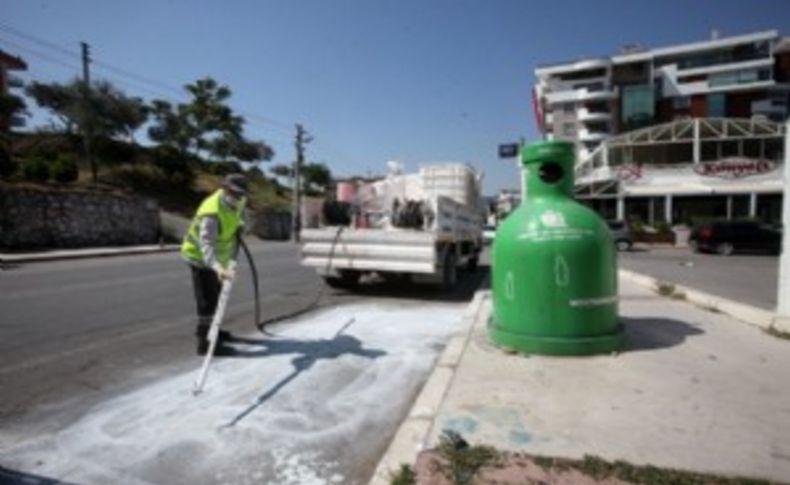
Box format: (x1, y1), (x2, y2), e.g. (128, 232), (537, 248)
(466, 255), (479, 272)
(324, 270), (360, 289)
(441, 251), (457, 290)
(688, 239), (699, 253)
(716, 242), (734, 256)
(615, 239), (632, 252)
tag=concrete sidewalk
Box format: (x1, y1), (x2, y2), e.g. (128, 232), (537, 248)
(0, 244), (180, 264)
(371, 276), (790, 483)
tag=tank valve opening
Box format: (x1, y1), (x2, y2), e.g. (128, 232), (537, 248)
(539, 162), (564, 184)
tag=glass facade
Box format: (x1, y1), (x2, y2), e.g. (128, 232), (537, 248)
(654, 41), (771, 70)
(621, 84), (655, 130)
(709, 68), (770, 87)
(707, 93), (726, 117)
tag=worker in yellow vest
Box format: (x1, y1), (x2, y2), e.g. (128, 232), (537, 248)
(181, 174), (248, 355)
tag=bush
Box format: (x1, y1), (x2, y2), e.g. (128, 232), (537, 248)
(152, 146), (193, 183)
(655, 222), (672, 234)
(0, 145), (16, 179)
(30, 144), (59, 162)
(23, 158), (50, 182)
(96, 137), (137, 164)
(50, 156), (79, 183)
(206, 161), (243, 176)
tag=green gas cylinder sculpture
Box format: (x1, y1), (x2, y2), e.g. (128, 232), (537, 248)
(489, 140), (623, 355)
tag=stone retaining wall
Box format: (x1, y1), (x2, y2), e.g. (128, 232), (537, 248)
(0, 186), (161, 250)
(252, 209), (291, 241)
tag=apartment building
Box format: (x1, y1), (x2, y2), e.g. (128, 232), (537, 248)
(0, 49), (27, 131)
(534, 30), (790, 162)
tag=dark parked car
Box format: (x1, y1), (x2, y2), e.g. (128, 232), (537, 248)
(689, 221), (781, 255)
(606, 220), (633, 251)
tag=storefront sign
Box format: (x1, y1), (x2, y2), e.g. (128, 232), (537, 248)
(694, 158), (777, 178)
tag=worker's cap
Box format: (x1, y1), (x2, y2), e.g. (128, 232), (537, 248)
(223, 174), (249, 196)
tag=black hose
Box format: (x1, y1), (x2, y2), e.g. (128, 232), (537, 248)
(237, 235), (260, 332)
(255, 226), (346, 335)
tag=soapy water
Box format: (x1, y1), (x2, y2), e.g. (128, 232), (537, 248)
(1, 302), (464, 485)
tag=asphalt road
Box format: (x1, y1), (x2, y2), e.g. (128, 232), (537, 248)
(618, 246), (779, 310)
(0, 240), (489, 484)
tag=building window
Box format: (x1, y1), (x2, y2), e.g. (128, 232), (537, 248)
(621, 84), (655, 130)
(562, 123), (576, 136)
(707, 93), (726, 117)
(738, 70), (758, 84)
(710, 68), (770, 87)
(672, 96), (690, 109)
(563, 103), (575, 114)
(710, 71), (738, 87)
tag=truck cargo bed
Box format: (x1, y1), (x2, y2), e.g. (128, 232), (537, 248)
(300, 228), (438, 274)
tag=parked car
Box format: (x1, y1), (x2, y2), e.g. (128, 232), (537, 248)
(689, 221), (781, 255)
(483, 224), (497, 245)
(606, 220), (633, 251)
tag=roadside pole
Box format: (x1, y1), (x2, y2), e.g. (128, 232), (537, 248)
(778, 121), (790, 316)
(292, 124), (311, 243)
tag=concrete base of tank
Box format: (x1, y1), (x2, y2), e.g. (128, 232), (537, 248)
(488, 319), (624, 356)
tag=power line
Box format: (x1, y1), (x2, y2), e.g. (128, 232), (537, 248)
(0, 35), (80, 71)
(0, 23), (80, 59)
(0, 23), (298, 135)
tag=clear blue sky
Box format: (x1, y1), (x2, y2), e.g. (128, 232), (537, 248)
(2, 0), (789, 194)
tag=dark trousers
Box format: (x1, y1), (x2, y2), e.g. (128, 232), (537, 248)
(190, 265), (220, 336)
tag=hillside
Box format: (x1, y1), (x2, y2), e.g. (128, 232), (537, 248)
(3, 132), (292, 217)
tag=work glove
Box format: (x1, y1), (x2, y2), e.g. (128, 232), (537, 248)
(214, 263), (237, 282)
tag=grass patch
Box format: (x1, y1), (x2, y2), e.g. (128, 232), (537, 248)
(699, 303), (723, 314)
(655, 281), (676, 297)
(389, 464), (416, 485)
(536, 453), (773, 485)
(765, 326), (790, 341)
(654, 281), (687, 301)
(436, 430), (499, 485)
(413, 434), (775, 484)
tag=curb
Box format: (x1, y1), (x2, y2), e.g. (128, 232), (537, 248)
(0, 245), (180, 265)
(618, 269), (790, 333)
(368, 289), (491, 485)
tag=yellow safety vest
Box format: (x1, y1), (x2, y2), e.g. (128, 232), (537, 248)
(181, 190), (245, 267)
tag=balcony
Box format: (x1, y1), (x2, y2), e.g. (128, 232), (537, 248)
(578, 128), (609, 142)
(545, 87), (616, 105)
(577, 107), (612, 122)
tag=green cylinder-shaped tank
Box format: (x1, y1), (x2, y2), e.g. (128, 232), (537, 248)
(489, 140), (623, 355)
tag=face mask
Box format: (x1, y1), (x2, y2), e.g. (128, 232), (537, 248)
(224, 191), (246, 208)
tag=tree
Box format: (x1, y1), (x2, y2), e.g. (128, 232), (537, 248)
(302, 162), (332, 194)
(270, 164), (293, 178)
(148, 100), (195, 156)
(0, 93), (27, 134)
(26, 79), (148, 182)
(148, 77), (274, 166)
(24, 83), (75, 133)
(27, 80), (147, 138)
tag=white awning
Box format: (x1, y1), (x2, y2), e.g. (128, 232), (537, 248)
(624, 182), (783, 197)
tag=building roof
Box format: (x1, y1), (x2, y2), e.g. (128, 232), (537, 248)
(612, 29), (779, 64)
(0, 50), (27, 70)
(534, 30), (780, 76)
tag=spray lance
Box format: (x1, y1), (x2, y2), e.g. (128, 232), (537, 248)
(193, 225), (345, 394)
(192, 232), (259, 395)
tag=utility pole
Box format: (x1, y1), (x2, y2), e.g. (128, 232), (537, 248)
(81, 42), (91, 85)
(292, 123), (312, 242)
(777, 120), (790, 323)
(80, 42), (95, 183)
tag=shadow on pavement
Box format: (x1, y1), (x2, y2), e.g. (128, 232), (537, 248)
(622, 316), (704, 352)
(220, 318), (386, 427)
(0, 465), (75, 485)
(331, 264), (491, 304)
